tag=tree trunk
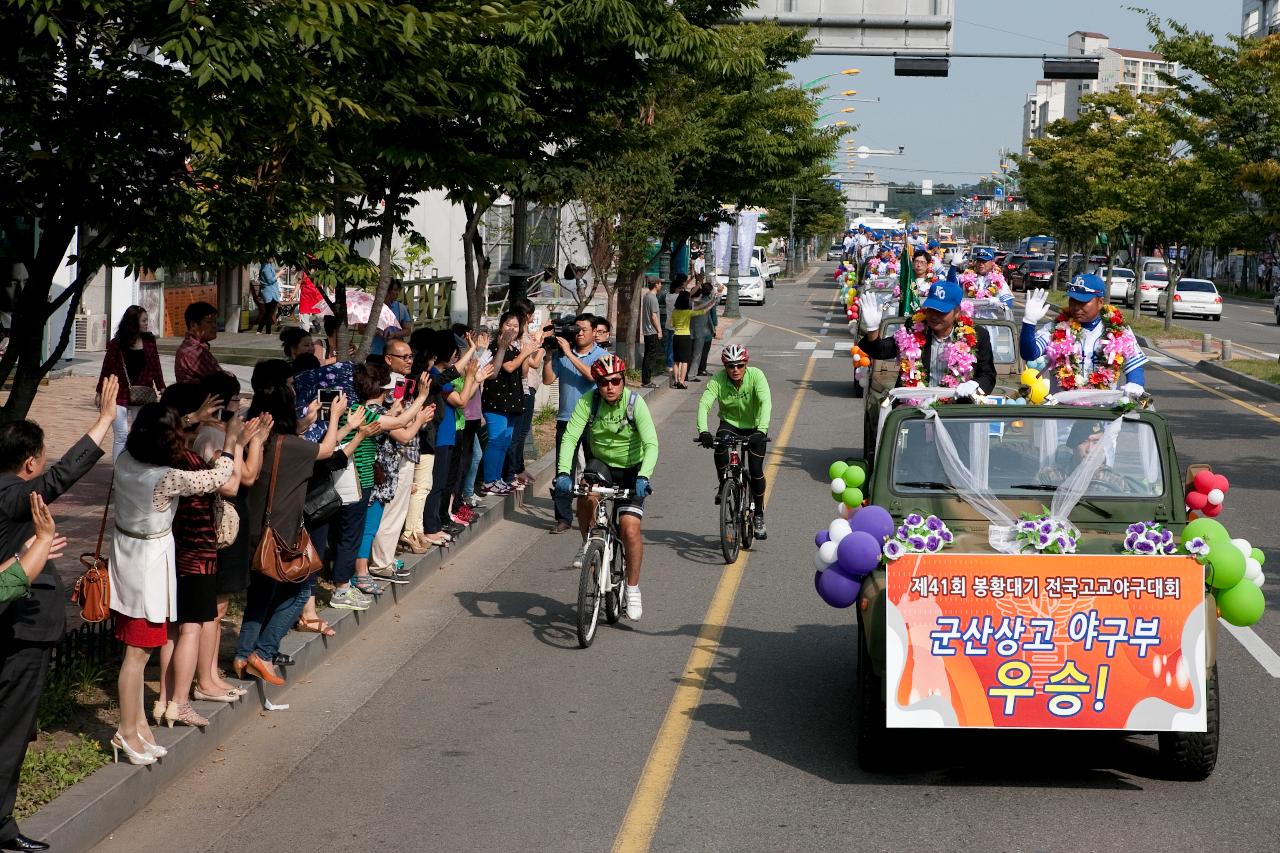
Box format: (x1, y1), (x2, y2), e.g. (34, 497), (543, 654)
(612, 262), (643, 366)
(1163, 246), (1179, 331)
(333, 191), (353, 359)
(1130, 231), (1143, 325)
(462, 197), (494, 328)
(356, 197), (398, 362)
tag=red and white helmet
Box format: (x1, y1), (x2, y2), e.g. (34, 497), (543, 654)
(590, 354), (627, 380)
(721, 344), (749, 365)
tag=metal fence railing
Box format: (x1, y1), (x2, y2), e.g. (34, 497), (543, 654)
(48, 617), (120, 681)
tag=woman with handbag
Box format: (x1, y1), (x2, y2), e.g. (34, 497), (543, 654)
(234, 375), (358, 685)
(96, 306), (166, 461)
(110, 403), (239, 765)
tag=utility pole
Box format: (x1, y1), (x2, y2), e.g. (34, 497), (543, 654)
(787, 193), (803, 278)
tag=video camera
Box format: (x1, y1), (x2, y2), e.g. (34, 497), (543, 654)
(543, 314), (579, 353)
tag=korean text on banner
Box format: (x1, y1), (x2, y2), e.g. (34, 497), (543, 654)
(885, 553), (1207, 732)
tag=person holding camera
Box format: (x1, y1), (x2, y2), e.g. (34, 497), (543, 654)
(541, 314), (607, 533)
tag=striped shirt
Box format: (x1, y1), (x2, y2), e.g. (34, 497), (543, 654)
(173, 449), (219, 576)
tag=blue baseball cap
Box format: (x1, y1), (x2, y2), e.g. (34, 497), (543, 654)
(909, 225), (919, 232)
(1067, 274), (1105, 301)
(973, 247), (995, 262)
(927, 239), (939, 249)
(922, 279), (964, 313)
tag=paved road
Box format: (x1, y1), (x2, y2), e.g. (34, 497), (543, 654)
(1140, 294), (1280, 358)
(95, 265), (1280, 853)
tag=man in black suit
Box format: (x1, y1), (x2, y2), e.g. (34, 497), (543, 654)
(0, 377), (117, 852)
(856, 278), (997, 398)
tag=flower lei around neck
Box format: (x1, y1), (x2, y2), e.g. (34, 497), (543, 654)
(893, 311), (978, 388)
(959, 268), (1006, 298)
(1043, 305), (1138, 391)
(870, 257), (900, 277)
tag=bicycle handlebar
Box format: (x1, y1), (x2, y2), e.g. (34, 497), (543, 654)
(571, 485), (633, 499)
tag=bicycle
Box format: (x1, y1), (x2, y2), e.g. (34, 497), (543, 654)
(699, 434), (766, 564)
(571, 480), (631, 648)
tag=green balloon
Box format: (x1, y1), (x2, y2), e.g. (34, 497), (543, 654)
(1252, 547), (1266, 567)
(844, 465), (866, 489)
(828, 461), (849, 481)
(841, 487), (864, 508)
(1216, 580), (1266, 628)
(1181, 517), (1228, 544)
(1206, 542), (1245, 589)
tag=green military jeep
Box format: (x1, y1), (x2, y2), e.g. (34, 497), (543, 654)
(853, 398), (1219, 779)
(860, 317), (1024, 458)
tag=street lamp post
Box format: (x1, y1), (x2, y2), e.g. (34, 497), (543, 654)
(724, 212), (741, 319)
(801, 69), (860, 91)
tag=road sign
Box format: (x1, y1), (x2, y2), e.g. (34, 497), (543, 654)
(922, 179), (933, 196)
(994, 185), (1005, 199)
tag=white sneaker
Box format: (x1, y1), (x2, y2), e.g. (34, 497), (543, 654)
(572, 542), (589, 569)
(625, 585), (642, 621)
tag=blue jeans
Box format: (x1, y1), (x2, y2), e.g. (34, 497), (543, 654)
(462, 432), (482, 499)
(332, 497), (370, 585)
(505, 391), (537, 477)
(481, 410), (515, 483)
(235, 571), (310, 661)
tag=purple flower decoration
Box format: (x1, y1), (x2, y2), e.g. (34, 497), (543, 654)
(1124, 534), (1137, 551)
(940, 529), (954, 543)
(1039, 521), (1054, 535)
(897, 525), (910, 539)
(925, 534), (941, 552)
(926, 516), (943, 532)
(1067, 537), (1078, 550)
(905, 513), (924, 527)
(1128, 522), (1146, 534)
(1160, 529), (1174, 544)
(1135, 540), (1155, 554)
(1162, 542), (1178, 555)
(908, 535), (927, 551)
(883, 539), (905, 560)
(1038, 533), (1051, 546)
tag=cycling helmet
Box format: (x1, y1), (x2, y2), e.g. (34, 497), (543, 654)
(721, 344), (749, 365)
(590, 354), (627, 380)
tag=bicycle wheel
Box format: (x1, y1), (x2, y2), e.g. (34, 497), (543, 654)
(739, 481), (755, 550)
(719, 478), (740, 564)
(605, 539), (624, 624)
(576, 541), (605, 648)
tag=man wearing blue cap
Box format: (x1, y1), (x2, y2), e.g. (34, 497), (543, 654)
(842, 230), (855, 262)
(1020, 276), (1148, 395)
(964, 247), (1014, 319)
(926, 239), (946, 275)
(857, 278), (997, 398)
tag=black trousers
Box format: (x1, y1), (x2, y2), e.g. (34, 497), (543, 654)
(714, 423), (766, 509)
(697, 335), (714, 375)
(0, 642), (52, 843)
(642, 333), (660, 384)
(424, 446), (453, 534)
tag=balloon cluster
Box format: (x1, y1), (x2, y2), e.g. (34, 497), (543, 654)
(1185, 469), (1230, 519)
(813, 505), (896, 608)
(828, 459), (867, 518)
(1181, 518), (1267, 627)
(850, 345), (871, 370)
(1018, 368), (1050, 405)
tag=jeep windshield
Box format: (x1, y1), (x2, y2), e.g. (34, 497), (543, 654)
(888, 415), (1165, 499)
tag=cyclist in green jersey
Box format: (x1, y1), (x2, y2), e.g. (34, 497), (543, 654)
(696, 344), (772, 539)
(554, 355), (659, 620)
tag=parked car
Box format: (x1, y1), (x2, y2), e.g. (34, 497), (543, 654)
(1127, 258), (1170, 310)
(827, 243), (844, 261)
(1011, 259), (1055, 291)
(1157, 278), (1222, 320)
(1086, 266), (1136, 303)
(715, 261), (766, 306)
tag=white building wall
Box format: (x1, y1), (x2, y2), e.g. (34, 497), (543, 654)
(1242, 0), (1280, 36)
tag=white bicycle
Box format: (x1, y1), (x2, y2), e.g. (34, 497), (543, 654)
(573, 481), (630, 648)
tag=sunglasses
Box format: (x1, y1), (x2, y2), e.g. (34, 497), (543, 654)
(595, 375), (624, 387)
(724, 362), (746, 369)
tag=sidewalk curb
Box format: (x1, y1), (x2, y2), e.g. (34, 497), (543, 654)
(1136, 334), (1280, 403)
(23, 384), (669, 853)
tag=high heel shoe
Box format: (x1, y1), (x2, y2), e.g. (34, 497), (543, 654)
(399, 534), (429, 555)
(164, 701), (209, 728)
(245, 652), (286, 686)
(151, 699), (167, 727)
(137, 729), (168, 759)
(193, 686), (240, 703)
(232, 658), (248, 679)
(111, 732), (157, 766)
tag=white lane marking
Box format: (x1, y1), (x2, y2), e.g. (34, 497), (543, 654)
(811, 350), (835, 359)
(795, 341), (817, 350)
(1221, 620), (1280, 678)
(833, 341), (853, 352)
(1145, 352), (1180, 367)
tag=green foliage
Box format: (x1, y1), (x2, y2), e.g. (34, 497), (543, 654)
(17, 734), (109, 820)
(36, 659), (110, 731)
(987, 209), (1051, 243)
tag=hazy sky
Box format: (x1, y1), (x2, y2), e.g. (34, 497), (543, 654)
(786, 0), (1238, 184)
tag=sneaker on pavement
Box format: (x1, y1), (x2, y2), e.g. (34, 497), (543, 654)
(625, 585), (643, 621)
(464, 494), (481, 508)
(330, 587), (371, 611)
(754, 514), (768, 540)
(450, 511), (470, 526)
(641, 382), (658, 389)
(370, 565), (409, 584)
(571, 542), (590, 569)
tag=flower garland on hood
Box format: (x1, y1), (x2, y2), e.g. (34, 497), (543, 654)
(1044, 305), (1138, 390)
(959, 268), (1006, 299)
(893, 310), (978, 388)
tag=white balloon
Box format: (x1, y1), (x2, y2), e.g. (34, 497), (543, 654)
(814, 550), (832, 572)
(818, 541), (839, 565)
(1255, 572), (1266, 589)
(831, 477), (846, 495)
(828, 518), (853, 543)
(1208, 489), (1225, 506)
(1245, 557), (1263, 581)
(1232, 538), (1252, 558)
(837, 503), (852, 519)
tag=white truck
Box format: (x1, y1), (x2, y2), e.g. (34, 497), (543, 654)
(752, 247), (781, 288)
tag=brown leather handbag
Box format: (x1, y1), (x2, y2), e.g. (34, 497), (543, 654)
(72, 480), (113, 623)
(252, 436), (320, 583)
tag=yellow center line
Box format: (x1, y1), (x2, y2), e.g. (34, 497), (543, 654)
(1151, 362), (1280, 427)
(749, 316), (826, 344)
(611, 354), (817, 853)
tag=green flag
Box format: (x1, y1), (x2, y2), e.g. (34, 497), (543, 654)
(898, 241), (916, 316)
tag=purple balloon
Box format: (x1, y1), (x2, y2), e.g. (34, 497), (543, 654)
(834, 530), (881, 578)
(850, 504), (895, 544)
(816, 568), (861, 608)
(815, 530), (831, 547)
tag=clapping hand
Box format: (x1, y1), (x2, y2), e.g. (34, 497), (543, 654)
(195, 393), (224, 425)
(857, 292), (883, 332)
(97, 376), (120, 423)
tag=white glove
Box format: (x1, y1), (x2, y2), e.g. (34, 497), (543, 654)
(858, 292), (883, 332)
(1023, 288), (1050, 325)
(1122, 382), (1145, 398)
(955, 380), (981, 399)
